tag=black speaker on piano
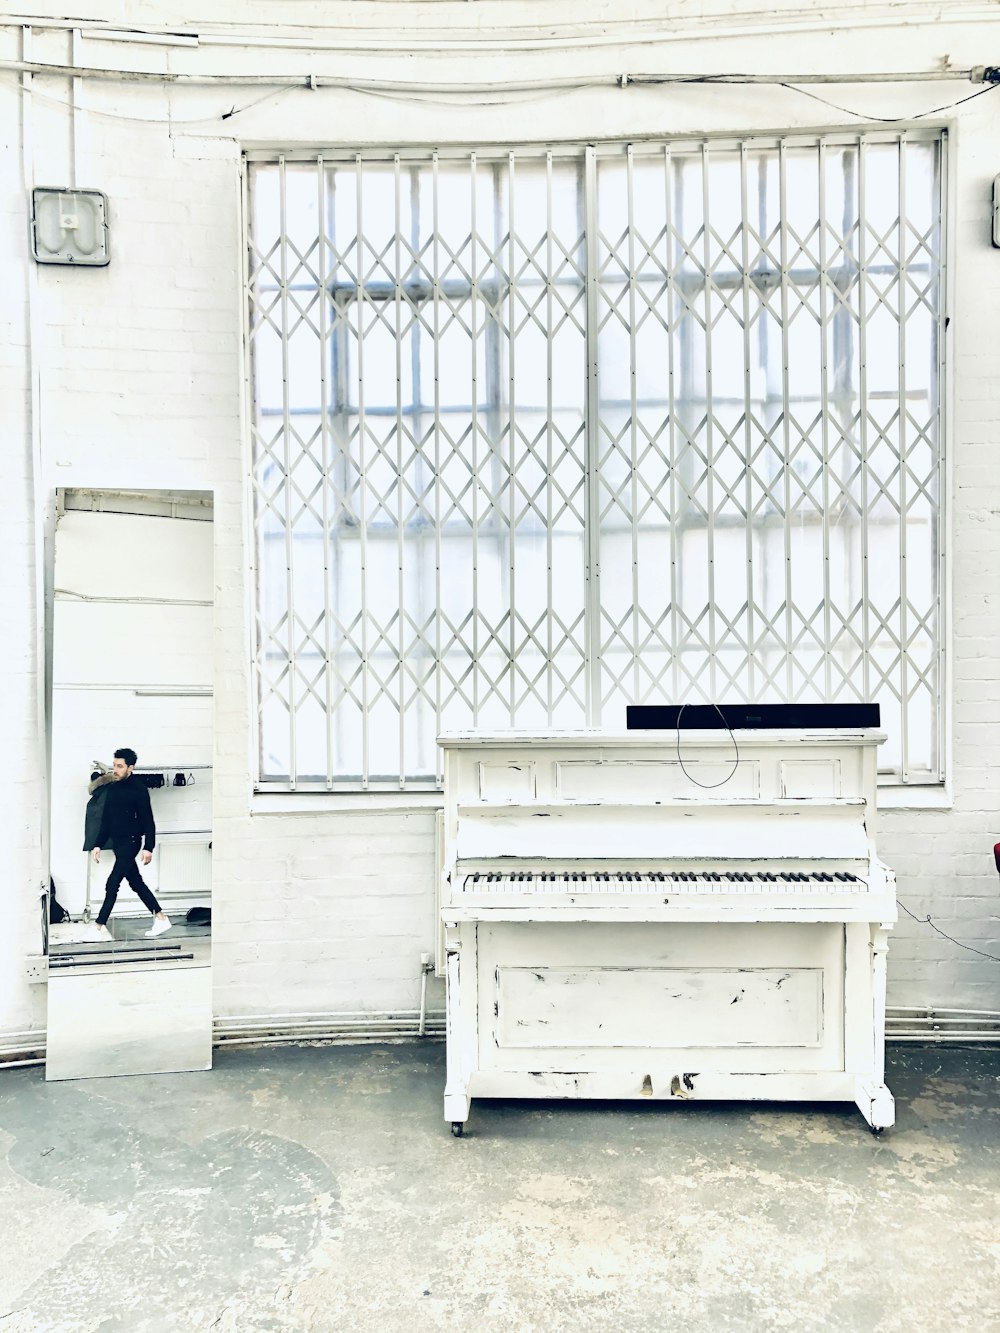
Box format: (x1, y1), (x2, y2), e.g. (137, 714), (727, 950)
(626, 702), (880, 730)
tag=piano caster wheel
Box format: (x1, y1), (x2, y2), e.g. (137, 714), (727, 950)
(451, 1121), (464, 1138)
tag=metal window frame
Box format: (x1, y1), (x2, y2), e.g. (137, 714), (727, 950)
(244, 128), (947, 792)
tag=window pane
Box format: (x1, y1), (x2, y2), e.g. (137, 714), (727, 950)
(249, 132), (944, 787)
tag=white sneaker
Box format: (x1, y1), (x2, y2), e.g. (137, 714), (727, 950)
(84, 923), (112, 940)
(145, 916), (172, 938)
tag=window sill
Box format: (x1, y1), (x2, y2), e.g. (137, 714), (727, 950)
(251, 790), (444, 816)
(877, 784), (952, 812)
(252, 783), (954, 815)
(251, 785), (950, 815)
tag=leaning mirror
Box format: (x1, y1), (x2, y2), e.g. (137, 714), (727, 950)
(45, 488), (213, 1080)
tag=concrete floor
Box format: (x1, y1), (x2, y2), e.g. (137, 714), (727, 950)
(0, 1043), (996, 1333)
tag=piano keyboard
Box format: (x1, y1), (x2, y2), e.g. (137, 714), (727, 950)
(460, 869), (867, 894)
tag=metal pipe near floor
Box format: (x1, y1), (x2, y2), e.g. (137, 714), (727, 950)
(886, 1006), (1000, 1041)
(419, 952), (433, 1037)
(213, 1011), (446, 1047)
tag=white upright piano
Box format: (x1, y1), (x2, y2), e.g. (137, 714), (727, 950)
(439, 723), (896, 1135)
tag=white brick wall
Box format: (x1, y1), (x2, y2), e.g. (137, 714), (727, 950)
(1, 75), (47, 1039)
(3, 4), (1000, 1042)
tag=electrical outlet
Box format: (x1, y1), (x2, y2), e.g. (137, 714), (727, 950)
(25, 956), (47, 983)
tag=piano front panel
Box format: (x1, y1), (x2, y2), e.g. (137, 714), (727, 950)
(555, 758), (760, 800)
(477, 920), (845, 1075)
(779, 758), (842, 798)
(478, 761), (537, 802)
(443, 731), (878, 814)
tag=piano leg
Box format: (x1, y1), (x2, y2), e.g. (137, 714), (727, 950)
(854, 1078), (895, 1132)
(443, 924), (472, 1132)
(852, 922), (895, 1131)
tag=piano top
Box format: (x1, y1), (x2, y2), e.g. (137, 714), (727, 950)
(438, 728), (887, 748)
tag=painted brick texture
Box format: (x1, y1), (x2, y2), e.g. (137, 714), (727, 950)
(3, 7), (1000, 1040)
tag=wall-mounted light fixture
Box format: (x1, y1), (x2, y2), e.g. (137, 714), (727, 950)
(31, 187), (110, 266)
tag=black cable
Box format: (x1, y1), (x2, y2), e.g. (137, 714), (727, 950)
(776, 79), (1000, 124)
(898, 898), (1000, 964)
(1, 77), (296, 126)
(675, 702), (740, 789)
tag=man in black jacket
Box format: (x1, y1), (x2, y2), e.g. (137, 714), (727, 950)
(88, 747), (171, 939)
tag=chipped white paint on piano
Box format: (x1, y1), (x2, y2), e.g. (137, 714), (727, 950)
(439, 729), (897, 1134)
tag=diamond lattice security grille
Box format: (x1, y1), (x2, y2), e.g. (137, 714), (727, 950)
(247, 134), (944, 789)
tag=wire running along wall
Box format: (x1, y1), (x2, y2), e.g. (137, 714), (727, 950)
(246, 131), (945, 790)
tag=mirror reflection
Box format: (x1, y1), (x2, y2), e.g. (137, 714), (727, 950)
(46, 488), (213, 1080)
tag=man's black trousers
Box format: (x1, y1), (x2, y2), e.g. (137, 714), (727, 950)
(96, 837), (161, 926)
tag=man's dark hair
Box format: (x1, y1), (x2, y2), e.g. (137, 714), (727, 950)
(114, 747), (138, 768)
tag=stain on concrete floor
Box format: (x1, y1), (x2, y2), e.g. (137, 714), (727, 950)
(0, 1044), (996, 1332)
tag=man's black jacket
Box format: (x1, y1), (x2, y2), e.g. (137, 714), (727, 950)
(90, 775), (156, 852)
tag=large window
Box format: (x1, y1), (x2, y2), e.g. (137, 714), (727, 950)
(247, 132), (945, 790)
